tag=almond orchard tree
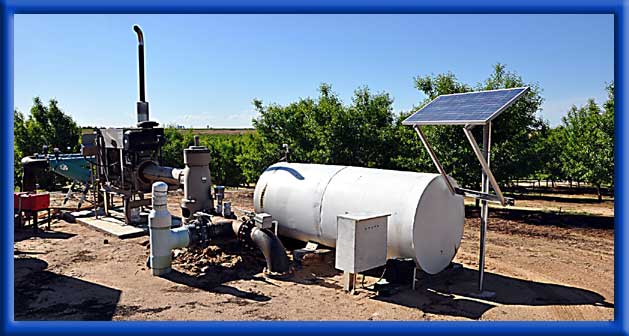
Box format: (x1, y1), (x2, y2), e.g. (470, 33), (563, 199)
(559, 90), (614, 201)
(14, 97), (81, 189)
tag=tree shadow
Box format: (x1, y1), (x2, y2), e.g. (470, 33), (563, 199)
(508, 193), (613, 204)
(374, 265), (613, 320)
(465, 207), (614, 230)
(14, 257), (121, 320)
(505, 185), (613, 197)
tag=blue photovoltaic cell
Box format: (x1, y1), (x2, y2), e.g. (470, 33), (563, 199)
(402, 87), (529, 125)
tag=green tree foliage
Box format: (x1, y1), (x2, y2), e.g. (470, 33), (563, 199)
(234, 133), (278, 184)
(161, 127), (194, 168)
(162, 127), (250, 186)
(538, 125), (567, 187)
(13, 110), (27, 184)
(330, 87), (396, 168)
(14, 97), (81, 189)
(602, 82), (615, 186)
(559, 94), (614, 200)
(202, 134), (246, 186)
(252, 83), (396, 172)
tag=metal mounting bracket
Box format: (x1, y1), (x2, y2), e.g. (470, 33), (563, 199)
(412, 125), (512, 206)
(413, 125), (456, 195)
(462, 125), (508, 206)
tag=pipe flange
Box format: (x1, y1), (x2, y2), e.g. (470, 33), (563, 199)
(263, 267), (294, 279)
(237, 219), (255, 249)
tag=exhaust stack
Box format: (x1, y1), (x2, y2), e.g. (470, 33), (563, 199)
(133, 25), (151, 127)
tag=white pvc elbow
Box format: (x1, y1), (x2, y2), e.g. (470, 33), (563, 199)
(149, 182), (191, 276)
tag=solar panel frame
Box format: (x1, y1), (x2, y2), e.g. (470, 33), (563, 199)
(402, 87), (530, 126)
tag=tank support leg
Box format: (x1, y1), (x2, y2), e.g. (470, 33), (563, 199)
(343, 272), (356, 293)
(412, 267), (418, 290)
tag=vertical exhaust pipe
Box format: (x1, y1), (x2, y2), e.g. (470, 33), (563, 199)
(133, 25), (149, 126)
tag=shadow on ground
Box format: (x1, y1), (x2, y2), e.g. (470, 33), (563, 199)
(505, 185), (613, 197)
(506, 193), (613, 204)
(374, 265), (613, 320)
(162, 270), (271, 302)
(465, 207), (614, 230)
(14, 228), (77, 243)
(165, 240), (275, 302)
(14, 257), (121, 320)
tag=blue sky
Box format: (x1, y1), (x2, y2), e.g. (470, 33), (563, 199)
(14, 14), (613, 128)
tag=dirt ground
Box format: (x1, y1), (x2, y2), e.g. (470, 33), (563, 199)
(14, 188), (614, 321)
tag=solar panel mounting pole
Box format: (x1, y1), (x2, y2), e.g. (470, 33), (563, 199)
(479, 122), (492, 295)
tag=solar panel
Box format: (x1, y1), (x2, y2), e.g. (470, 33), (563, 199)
(402, 87), (529, 126)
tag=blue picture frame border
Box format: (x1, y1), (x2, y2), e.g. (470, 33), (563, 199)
(0, 1), (625, 335)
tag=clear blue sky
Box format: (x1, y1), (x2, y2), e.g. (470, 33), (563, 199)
(14, 14), (613, 128)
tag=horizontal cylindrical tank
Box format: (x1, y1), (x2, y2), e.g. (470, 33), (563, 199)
(254, 162), (465, 274)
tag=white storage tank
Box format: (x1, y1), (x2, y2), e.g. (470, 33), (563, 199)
(254, 162), (465, 274)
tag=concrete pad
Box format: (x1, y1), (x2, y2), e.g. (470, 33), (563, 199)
(76, 216), (147, 239)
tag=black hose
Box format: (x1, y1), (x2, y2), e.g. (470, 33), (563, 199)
(249, 227), (290, 274)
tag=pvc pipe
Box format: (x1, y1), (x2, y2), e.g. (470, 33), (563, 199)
(149, 182), (190, 276)
(254, 162), (465, 274)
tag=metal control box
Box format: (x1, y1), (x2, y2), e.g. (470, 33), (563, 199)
(335, 213), (389, 273)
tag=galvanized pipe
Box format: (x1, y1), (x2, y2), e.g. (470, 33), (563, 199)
(478, 122), (491, 293)
(413, 125), (456, 195)
(462, 124), (506, 206)
(140, 162), (182, 186)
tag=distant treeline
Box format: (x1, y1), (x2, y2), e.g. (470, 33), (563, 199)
(80, 128), (255, 135)
(15, 64), (614, 200)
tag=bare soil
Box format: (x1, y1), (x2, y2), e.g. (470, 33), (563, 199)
(14, 189), (614, 321)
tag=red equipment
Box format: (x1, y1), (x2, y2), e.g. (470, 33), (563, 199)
(14, 192), (51, 231)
